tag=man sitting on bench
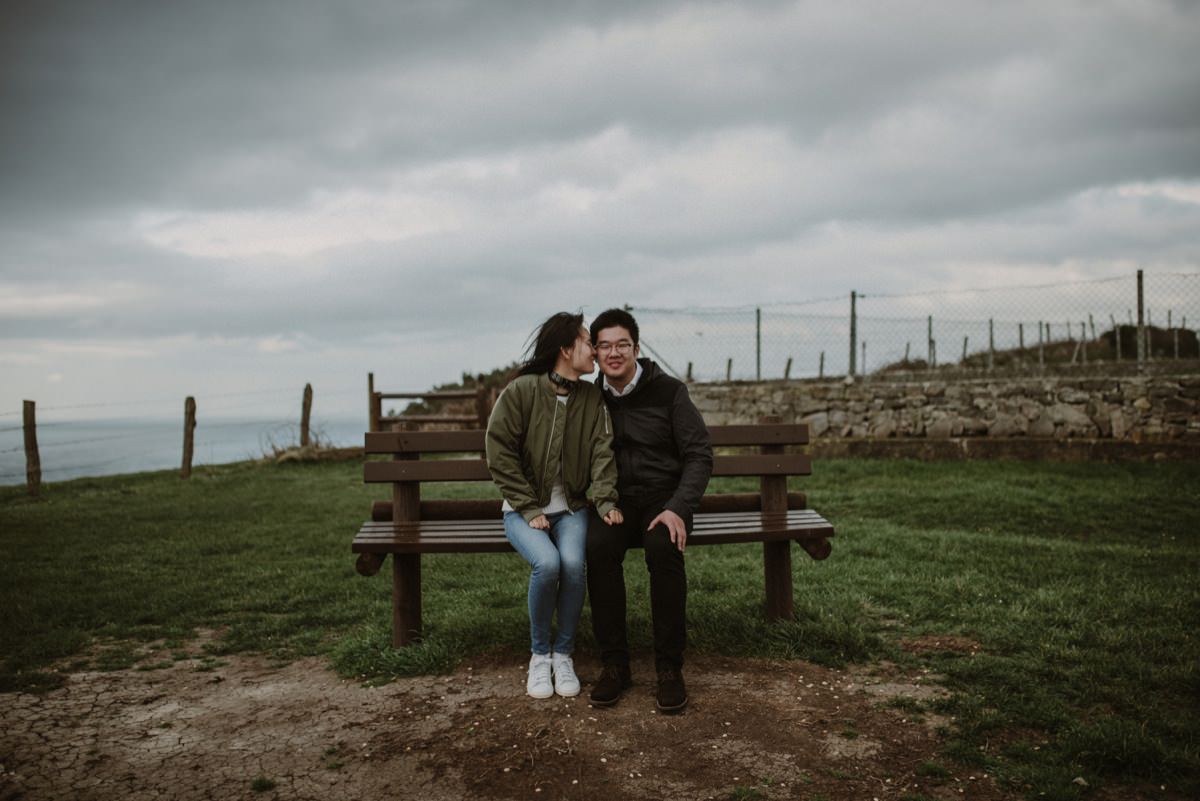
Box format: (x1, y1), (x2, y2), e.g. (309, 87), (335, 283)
(586, 308), (713, 714)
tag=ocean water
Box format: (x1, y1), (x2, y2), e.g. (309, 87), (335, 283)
(0, 416), (368, 486)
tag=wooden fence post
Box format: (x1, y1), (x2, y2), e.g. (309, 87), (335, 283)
(784, 357), (792, 380)
(23, 400), (40, 497)
(818, 351), (825, 379)
(300, 383), (313, 447)
(181, 396), (196, 479)
(686, 362), (693, 383)
(726, 358), (732, 382)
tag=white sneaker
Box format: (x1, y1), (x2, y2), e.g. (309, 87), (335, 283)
(526, 654), (553, 699)
(551, 653), (580, 697)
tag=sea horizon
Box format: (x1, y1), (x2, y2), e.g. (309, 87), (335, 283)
(0, 415), (370, 487)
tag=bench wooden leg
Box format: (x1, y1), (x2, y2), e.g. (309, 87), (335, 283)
(763, 540), (795, 621)
(392, 553), (422, 646)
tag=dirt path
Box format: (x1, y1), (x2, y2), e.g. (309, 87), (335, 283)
(1, 642), (1014, 801)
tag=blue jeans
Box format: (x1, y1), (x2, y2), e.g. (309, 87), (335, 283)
(504, 508), (587, 656)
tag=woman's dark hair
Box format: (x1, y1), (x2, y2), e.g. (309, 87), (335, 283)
(518, 312), (585, 376)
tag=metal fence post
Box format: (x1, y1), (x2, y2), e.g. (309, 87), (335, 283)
(988, 318), (995, 371)
(755, 307), (762, 381)
(1137, 269), (1145, 371)
(927, 316), (933, 368)
(849, 291), (857, 377)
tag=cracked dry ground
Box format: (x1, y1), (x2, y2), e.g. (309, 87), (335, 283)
(1, 646), (1013, 801)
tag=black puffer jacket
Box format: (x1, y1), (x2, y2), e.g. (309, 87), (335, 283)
(597, 358), (713, 518)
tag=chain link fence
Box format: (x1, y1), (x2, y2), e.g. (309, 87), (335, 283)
(631, 271), (1200, 381)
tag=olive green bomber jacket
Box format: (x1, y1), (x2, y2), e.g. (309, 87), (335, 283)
(485, 373), (619, 523)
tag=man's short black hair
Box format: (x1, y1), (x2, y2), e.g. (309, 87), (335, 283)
(590, 307), (639, 345)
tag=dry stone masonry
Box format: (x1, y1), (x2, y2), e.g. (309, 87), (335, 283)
(689, 374), (1200, 443)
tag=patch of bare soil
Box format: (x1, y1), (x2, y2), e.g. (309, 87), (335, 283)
(899, 635), (985, 656)
(0, 640), (1021, 801)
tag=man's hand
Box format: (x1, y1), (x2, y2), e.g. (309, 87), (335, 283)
(648, 509), (687, 553)
(529, 514), (550, 530)
(603, 508), (624, 526)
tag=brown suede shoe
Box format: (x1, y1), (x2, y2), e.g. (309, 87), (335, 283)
(656, 667), (688, 713)
(589, 663), (633, 707)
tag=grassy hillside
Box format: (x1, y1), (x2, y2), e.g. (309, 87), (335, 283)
(2, 458), (1198, 799)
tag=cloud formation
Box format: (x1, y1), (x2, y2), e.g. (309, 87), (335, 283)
(2, 0), (1198, 417)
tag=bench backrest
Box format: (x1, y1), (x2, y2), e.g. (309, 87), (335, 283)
(363, 424), (810, 483)
(365, 423), (812, 521)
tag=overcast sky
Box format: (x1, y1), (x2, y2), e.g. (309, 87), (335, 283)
(2, 0), (1198, 422)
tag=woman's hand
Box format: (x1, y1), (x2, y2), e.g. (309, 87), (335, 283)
(603, 508), (624, 526)
(529, 514), (550, 530)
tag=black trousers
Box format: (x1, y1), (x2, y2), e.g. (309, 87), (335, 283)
(586, 492), (689, 671)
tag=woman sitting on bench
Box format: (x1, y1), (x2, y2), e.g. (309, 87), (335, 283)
(485, 312), (623, 699)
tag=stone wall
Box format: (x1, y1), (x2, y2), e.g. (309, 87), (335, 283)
(689, 373), (1200, 443)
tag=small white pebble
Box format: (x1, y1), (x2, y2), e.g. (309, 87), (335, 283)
(600, 758), (607, 763)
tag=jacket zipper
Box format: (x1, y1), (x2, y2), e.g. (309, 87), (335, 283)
(543, 395), (560, 498)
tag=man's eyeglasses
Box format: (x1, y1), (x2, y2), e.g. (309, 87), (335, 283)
(595, 341), (635, 355)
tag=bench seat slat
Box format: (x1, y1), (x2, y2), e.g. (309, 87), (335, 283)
(352, 510), (834, 554)
(364, 453), (811, 483)
(357, 509), (829, 534)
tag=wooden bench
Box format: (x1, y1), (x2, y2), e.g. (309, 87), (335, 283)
(352, 421), (834, 647)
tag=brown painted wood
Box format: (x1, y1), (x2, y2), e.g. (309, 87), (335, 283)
(391, 421), (422, 646)
(364, 453), (811, 483)
(23, 400), (40, 497)
(365, 430), (486, 453)
(368, 373), (379, 432)
(377, 390), (480, 400)
(365, 424), (811, 455)
(180, 396), (196, 479)
(394, 553), (421, 645)
(714, 454), (811, 477)
(356, 509), (830, 538)
(368, 492), (809, 522)
(708, 424), (809, 446)
(300, 383), (313, 447)
(356, 552), (385, 576)
(353, 510), (834, 555)
(759, 416), (795, 621)
(379, 415), (481, 425)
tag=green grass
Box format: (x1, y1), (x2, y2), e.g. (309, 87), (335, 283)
(2, 457), (1198, 799)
